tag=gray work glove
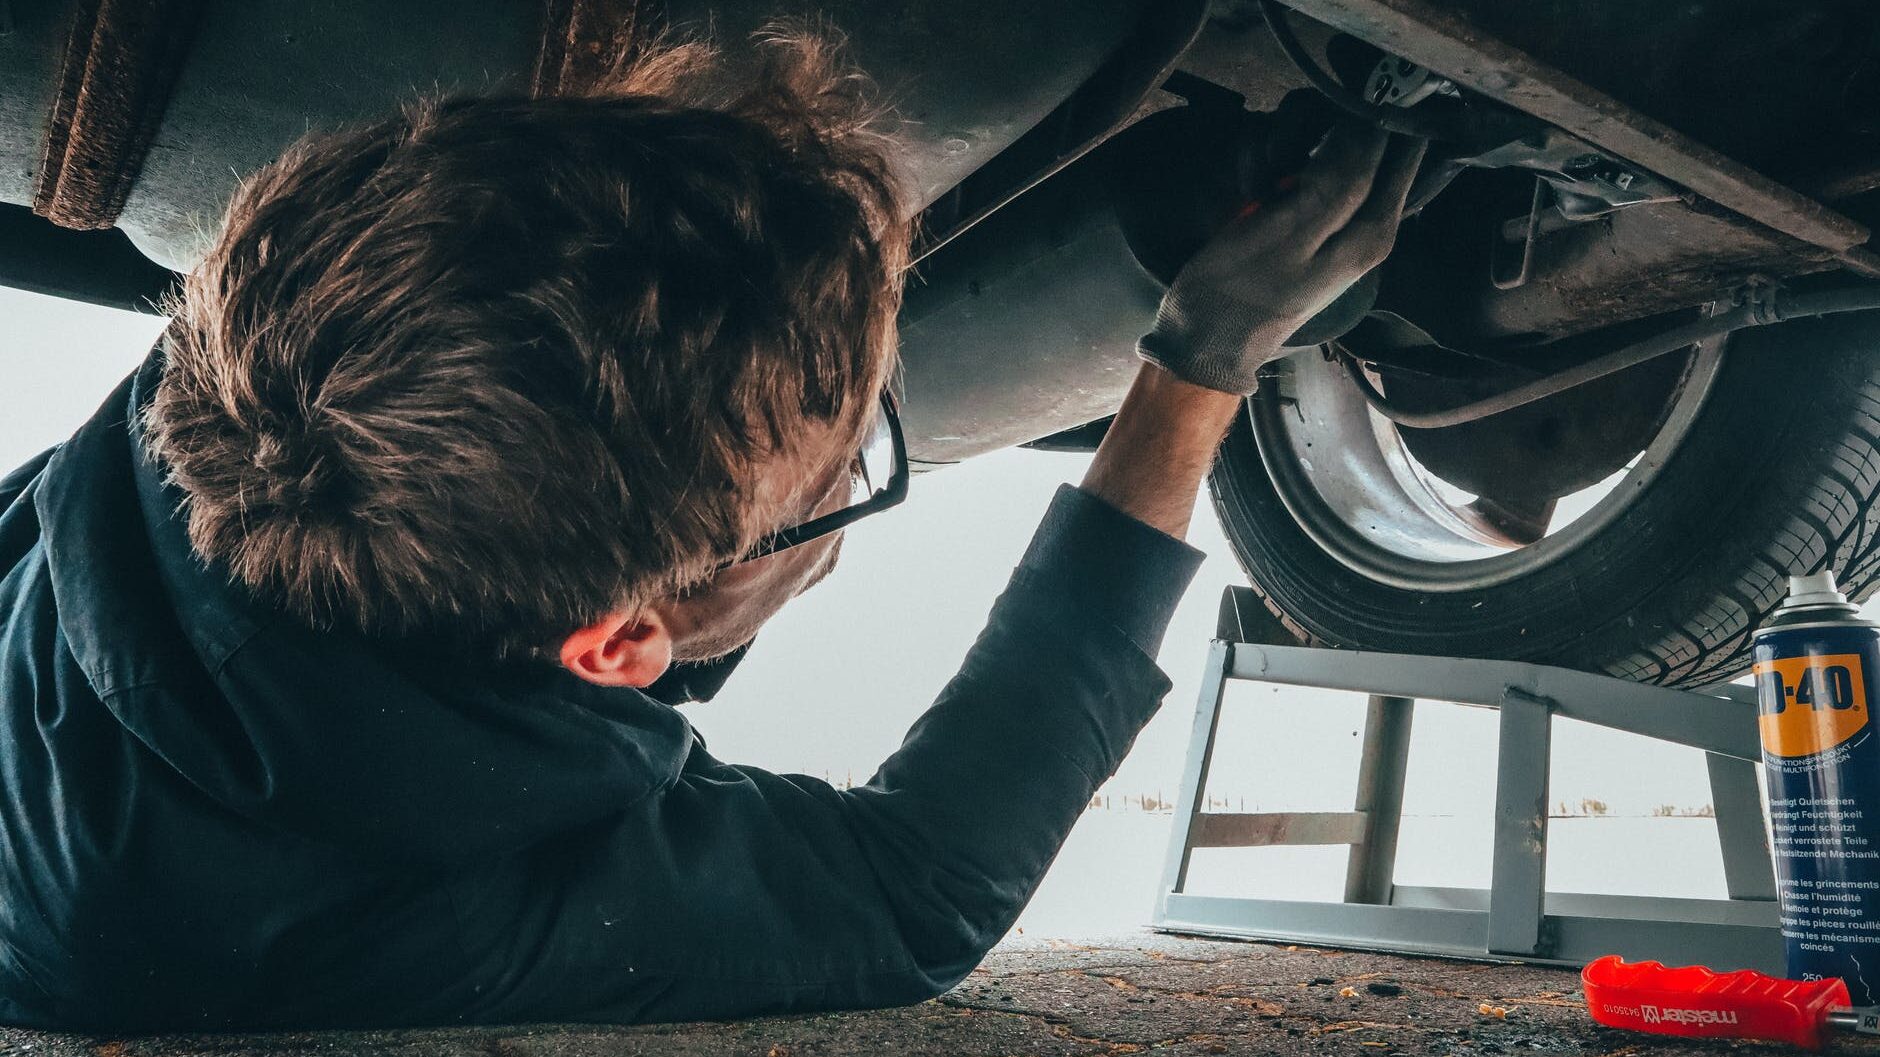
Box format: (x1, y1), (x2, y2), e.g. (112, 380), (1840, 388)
(1138, 125), (1427, 395)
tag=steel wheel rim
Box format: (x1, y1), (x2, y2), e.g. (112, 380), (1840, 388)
(1250, 339), (1725, 592)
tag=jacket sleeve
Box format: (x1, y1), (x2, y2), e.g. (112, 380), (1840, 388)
(454, 485), (1205, 1025)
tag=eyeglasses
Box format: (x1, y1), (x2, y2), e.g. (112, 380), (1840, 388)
(721, 391), (909, 567)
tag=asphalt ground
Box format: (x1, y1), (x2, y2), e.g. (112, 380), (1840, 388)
(4, 934), (1865, 1056)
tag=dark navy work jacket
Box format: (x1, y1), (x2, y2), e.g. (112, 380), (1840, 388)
(0, 350), (1201, 1032)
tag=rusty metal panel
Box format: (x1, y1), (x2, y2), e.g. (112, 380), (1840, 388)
(1278, 0), (1875, 266)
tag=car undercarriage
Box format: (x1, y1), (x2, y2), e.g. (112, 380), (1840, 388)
(5, 0), (1880, 684)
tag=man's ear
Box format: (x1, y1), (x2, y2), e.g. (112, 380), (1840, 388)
(559, 611), (674, 688)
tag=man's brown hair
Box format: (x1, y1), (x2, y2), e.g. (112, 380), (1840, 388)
(148, 32), (909, 657)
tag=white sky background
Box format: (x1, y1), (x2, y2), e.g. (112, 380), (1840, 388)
(2, 284), (1819, 936)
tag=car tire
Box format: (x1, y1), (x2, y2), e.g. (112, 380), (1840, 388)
(1209, 310), (1880, 688)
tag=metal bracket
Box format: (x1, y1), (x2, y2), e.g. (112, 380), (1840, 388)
(1489, 178), (1547, 291)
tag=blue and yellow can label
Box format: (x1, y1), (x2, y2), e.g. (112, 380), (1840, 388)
(1755, 623), (1880, 1005)
(1756, 652), (1870, 758)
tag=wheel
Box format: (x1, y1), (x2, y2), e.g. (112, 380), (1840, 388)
(1209, 310), (1880, 688)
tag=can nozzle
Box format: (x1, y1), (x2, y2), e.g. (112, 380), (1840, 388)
(1764, 568), (1866, 626)
(1788, 571), (1849, 608)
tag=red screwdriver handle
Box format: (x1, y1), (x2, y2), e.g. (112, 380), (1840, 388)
(1582, 956), (1851, 1050)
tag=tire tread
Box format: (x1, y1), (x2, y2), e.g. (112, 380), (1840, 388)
(1212, 313), (1880, 688)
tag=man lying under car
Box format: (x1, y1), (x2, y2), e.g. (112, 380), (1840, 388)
(0, 32), (1421, 1030)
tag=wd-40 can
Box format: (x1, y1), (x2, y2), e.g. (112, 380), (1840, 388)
(1754, 571), (1880, 1003)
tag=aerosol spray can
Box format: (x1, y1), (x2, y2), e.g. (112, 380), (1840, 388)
(1754, 571), (1880, 1003)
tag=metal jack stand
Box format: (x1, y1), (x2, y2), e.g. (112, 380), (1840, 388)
(1151, 586), (1782, 973)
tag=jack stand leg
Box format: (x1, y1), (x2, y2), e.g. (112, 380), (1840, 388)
(1345, 695), (1414, 905)
(1489, 688), (1553, 956)
(1158, 640), (1232, 916)
(1706, 751), (1777, 902)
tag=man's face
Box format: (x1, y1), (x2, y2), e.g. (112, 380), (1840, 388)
(650, 422), (859, 663)
(557, 403), (884, 689)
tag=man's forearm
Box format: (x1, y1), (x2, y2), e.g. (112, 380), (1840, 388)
(1080, 363), (1247, 540)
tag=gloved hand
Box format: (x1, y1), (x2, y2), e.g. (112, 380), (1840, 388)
(1137, 123), (1427, 395)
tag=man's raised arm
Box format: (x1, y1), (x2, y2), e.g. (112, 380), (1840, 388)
(459, 126), (1425, 1027)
